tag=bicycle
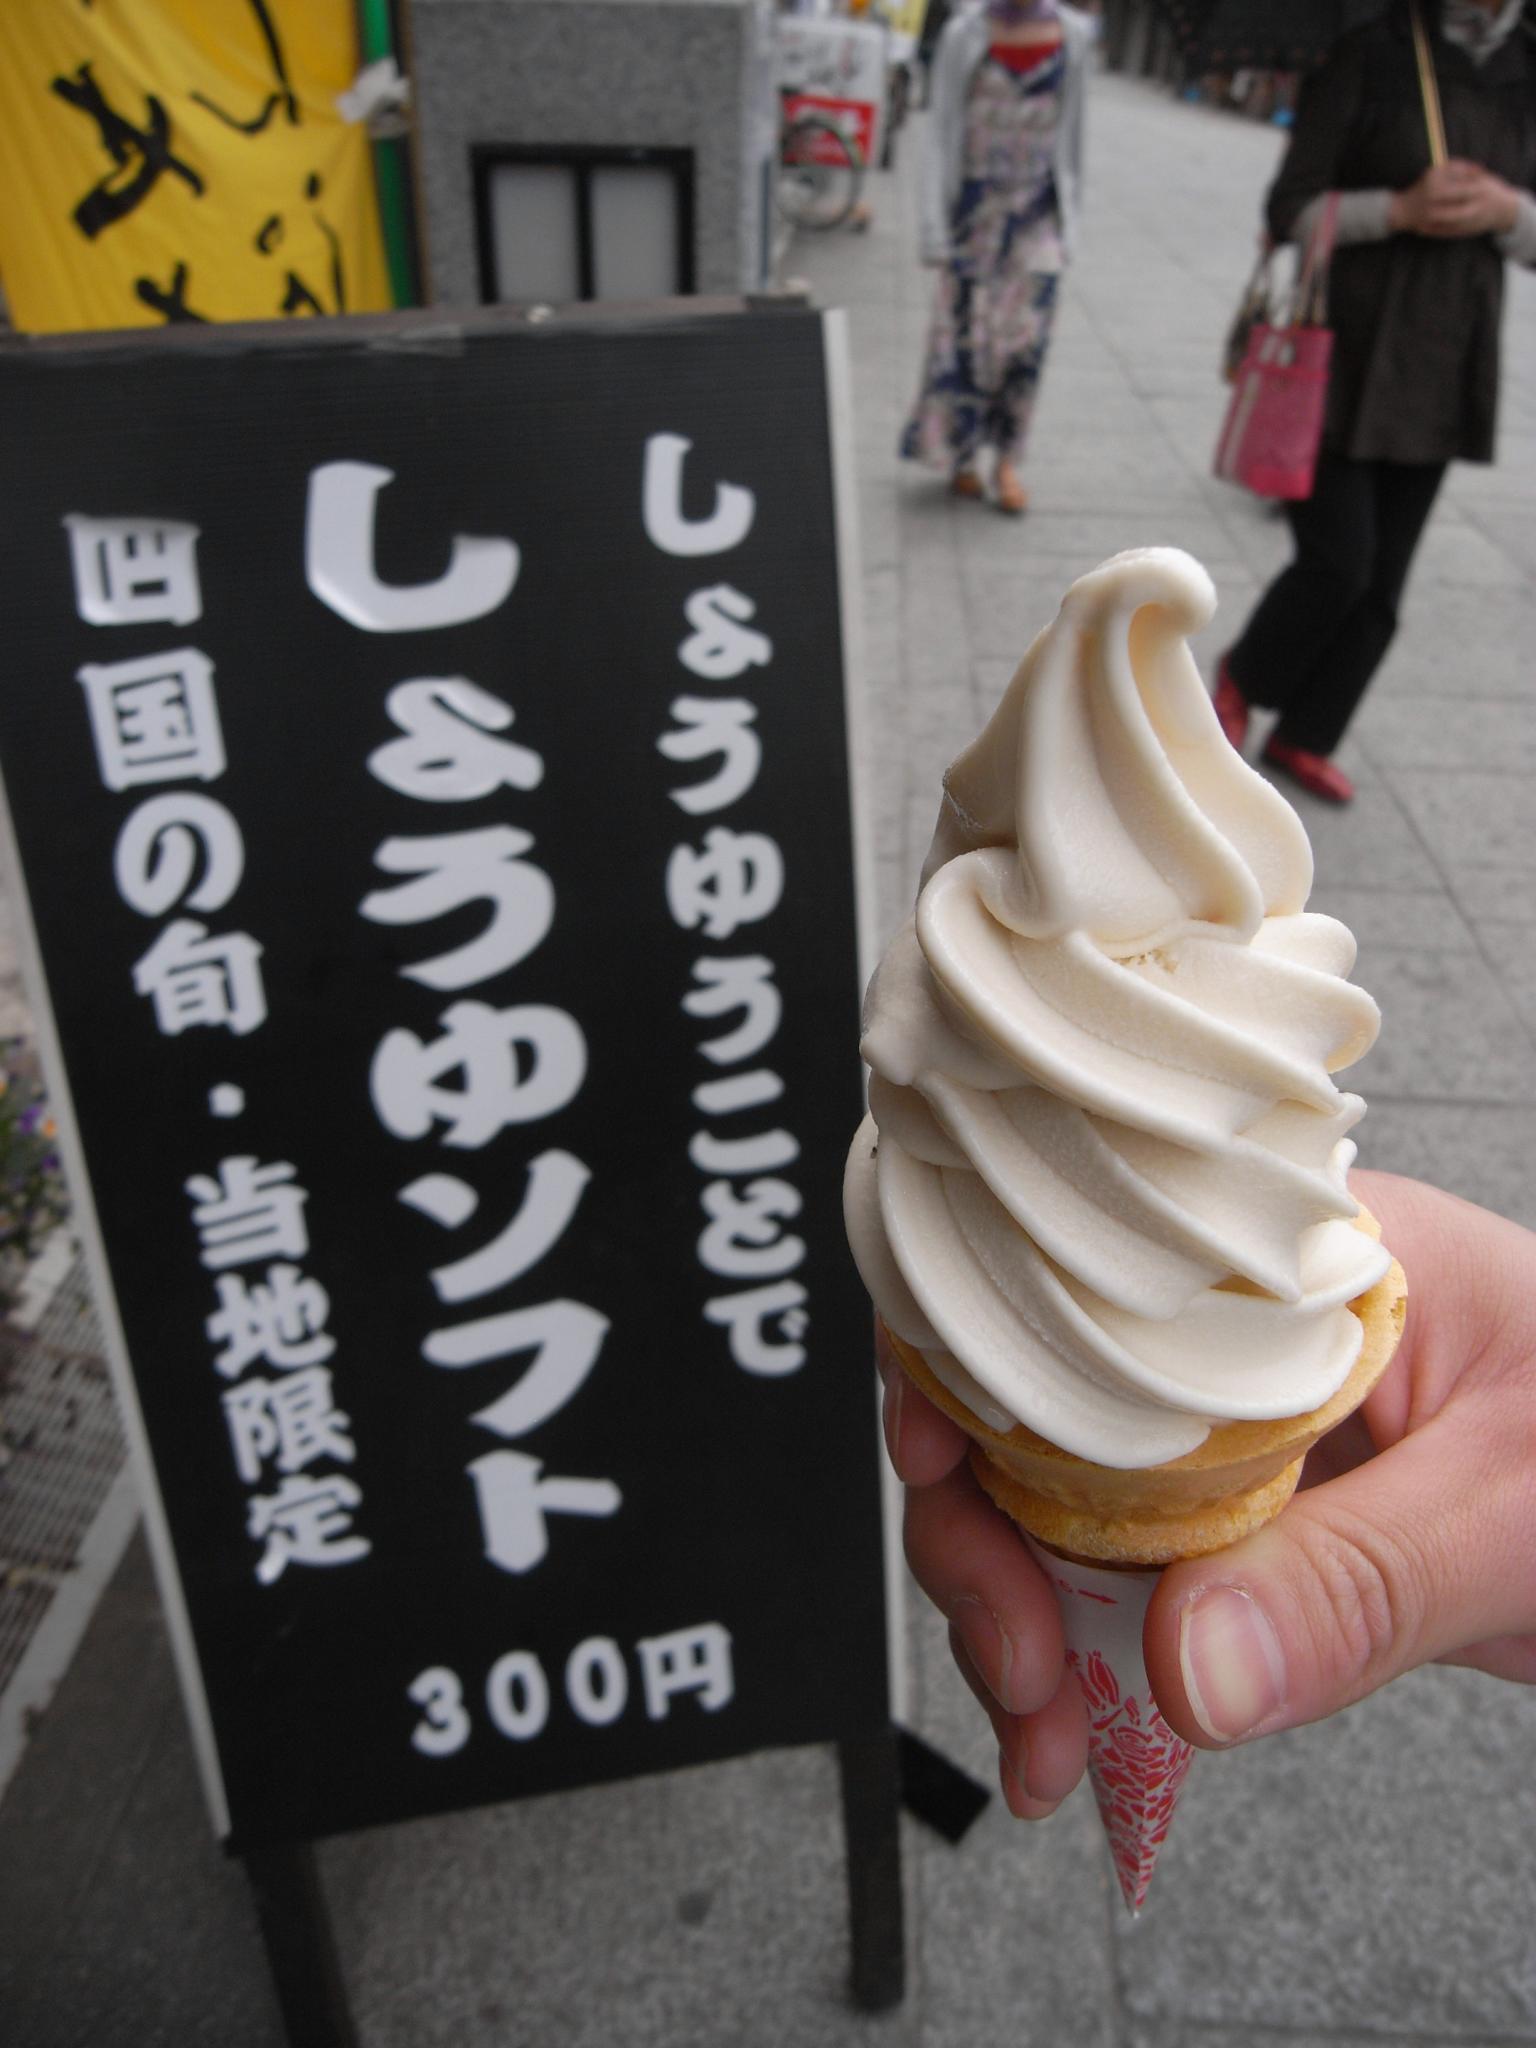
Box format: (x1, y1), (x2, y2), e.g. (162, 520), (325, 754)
(777, 101), (866, 233)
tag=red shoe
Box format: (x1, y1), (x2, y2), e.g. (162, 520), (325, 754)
(1212, 660), (1249, 752)
(1261, 738), (1355, 804)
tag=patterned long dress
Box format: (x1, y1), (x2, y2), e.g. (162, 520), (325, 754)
(901, 46), (1066, 472)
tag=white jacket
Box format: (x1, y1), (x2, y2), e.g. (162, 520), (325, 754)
(920, 4), (1092, 266)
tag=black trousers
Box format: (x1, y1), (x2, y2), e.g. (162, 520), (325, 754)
(1227, 451), (1447, 756)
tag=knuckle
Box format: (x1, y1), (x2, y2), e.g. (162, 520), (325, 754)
(1293, 1514), (1424, 1695)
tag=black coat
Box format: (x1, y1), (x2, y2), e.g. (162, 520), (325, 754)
(1267, 5), (1536, 464)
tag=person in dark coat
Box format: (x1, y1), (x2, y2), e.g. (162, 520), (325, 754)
(1214, 0), (1536, 803)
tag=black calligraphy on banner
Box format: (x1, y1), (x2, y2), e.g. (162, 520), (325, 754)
(49, 1), (346, 322)
(52, 62), (206, 237)
(0, 305), (886, 1849)
(190, 0), (301, 133)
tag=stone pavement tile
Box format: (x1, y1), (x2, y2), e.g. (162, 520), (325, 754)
(1139, 395), (1231, 475)
(1465, 517), (1536, 586)
(957, 503), (1240, 575)
(1387, 767), (1536, 874)
(1306, 883), (1478, 954)
(1222, 500), (1295, 586)
(1361, 1098), (1536, 1228)
(326, 1746), (916, 2048)
(1446, 465), (1536, 518)
(858, 481), (899, 575)
(1346, 946), (1536, 1106)
(1381, 584), (1536, 700)
(0, 1537), (175, 1999)
(1033, 345), (1132, 386)
(1129, 2026), (1532, 2048)
(1115, 1667), (1536, 2042)
(1409, 517), (1527, 591)
(1021, 446), (1218, 513)
(1127, 358), (1242, 405)
(957, 563), (1103, 664)
(0, 1544), (284, 2048)
(903, 1597), (1121, 2048)
(1259, 764), (1441, 893)
(27, 1709), (286, 2048)
(1448, 865), (1536, 928)
(1467, 920), (1536, 1040)
(1037, 391), (1169, 442)
(856, 566), (909, 875)
(1354, 694), (1536, 775)
(973, 658), (1018, 710)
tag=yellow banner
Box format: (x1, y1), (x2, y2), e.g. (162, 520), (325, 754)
(880, 0), (932, 39)
(0, 0), (391, 334)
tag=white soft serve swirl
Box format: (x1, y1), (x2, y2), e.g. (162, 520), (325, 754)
(844, 547), (1391, 1469)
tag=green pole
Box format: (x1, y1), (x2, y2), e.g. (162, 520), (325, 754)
(357, 0), (418, 307)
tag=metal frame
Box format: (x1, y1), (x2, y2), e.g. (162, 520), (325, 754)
(471, 144), (697, 304)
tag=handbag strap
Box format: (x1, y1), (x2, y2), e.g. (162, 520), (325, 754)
(1240, 233), (1275, 303)
(1410, 0), (1448, 166)
(1293, 192), (1340, 328)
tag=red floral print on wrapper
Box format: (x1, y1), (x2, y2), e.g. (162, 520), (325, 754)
(1066, 1646), (1195, 1914)
(1024, 1537), (1196, 1913)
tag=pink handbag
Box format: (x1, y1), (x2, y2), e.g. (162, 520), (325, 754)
(1213, 194), (1339, 501)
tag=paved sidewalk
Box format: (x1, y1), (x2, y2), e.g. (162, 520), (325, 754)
(4, 69), (1535, 2048)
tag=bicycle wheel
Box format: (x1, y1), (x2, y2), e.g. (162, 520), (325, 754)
(778, 115), (865, 233)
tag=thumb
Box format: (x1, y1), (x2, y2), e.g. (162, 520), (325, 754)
(1144, 1409), (1522, 1748)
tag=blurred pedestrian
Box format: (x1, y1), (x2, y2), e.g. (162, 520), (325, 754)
(1214, 0), (1536, 804)
(915, 0), (953, 106)
(901, 0), (1093, 514)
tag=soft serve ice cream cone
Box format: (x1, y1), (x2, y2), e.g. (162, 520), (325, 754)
(845, 547), (1405, 1908)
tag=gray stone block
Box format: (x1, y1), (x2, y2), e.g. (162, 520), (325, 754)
(1307, 884), (1479, 955)
(328, 1746), (912, 2048)
(1260, 762), (1443, 892)
(1348, 946), (1536, 1104)
(1473, 918), (1536, 1037)
(1361, 1098), (1536, 1227)
(410, 0), (766, 304)
(903, 1597), (1120, 2048)
(1116, 1669), (1536, 2041)
(1449, 863), (1536, 928)
(0, 1539), (285, 2048)
(1386, 584), (1536, 699)
(1356, 693), (1536, 774)
(1387, 766), (1536, 875)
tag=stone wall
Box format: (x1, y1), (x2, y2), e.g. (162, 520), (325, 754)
(408, 0), (772, 305)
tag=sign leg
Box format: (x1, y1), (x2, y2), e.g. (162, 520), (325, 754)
(837, 1727), (905, 2011)
(242, 1841), (359, 2048)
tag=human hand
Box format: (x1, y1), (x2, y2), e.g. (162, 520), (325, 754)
(883, 1170), (1536, 1817)
(1388, 160), (1523, 238)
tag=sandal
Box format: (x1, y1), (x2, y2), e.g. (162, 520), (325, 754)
(1261, 738), (1355, 804)
(1213, 658), (1249, 751)
(950, 469), (984, 500)
(994, 465), (1028, 516)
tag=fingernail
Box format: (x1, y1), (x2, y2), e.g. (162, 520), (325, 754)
(882, 1366), (905, 1464)
(999, 1748), (1028, 1816)
(1000, 1748), (1057, 1821)
(1178, 1585), (1287, 1744)
(951, 1596), (1026, 1715)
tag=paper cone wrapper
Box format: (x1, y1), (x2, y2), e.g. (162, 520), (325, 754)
(1022, 1538), (1189, 1913)
(879, 1206), (1407, 1905)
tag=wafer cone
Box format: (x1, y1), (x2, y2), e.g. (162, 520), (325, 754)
(882, 1207), (1407, 1908)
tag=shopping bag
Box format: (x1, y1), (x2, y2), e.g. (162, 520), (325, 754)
(1213, 194), (1338, 501)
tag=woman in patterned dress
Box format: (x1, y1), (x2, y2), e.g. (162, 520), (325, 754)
(903, 0), (1092, 514)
